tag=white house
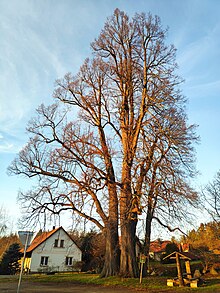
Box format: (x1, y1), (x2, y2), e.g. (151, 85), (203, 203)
(23, 226), (82, 273)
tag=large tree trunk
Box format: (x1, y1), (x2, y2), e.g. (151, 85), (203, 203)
(120, 217), (139, 277)
(100, 183), (120, 277)
(98, 124), (120, 277)
(119, 165), (139, 277)
(101, 220), (120, 277)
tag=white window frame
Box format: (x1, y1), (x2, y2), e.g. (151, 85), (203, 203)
(54, 239), (64, 248)
(40, 256), (49, 266)
(65, 256), (73, 266)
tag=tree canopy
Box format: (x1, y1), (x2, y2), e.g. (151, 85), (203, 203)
(9, 9), (198, 277)
(183, 222), (220, 251)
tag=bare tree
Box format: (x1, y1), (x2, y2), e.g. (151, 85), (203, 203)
(136, 104), (198, 259)
(202, 171), (220, 221)
(9, 9), (198, 277)
(0, 206), (8, 235)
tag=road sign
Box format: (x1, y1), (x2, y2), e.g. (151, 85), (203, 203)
(18, 231), (34, 247)
(139, 254), (146, 263)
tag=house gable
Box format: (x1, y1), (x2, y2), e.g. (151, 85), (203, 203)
(26, 227), (60, 253)
(26, 226), (81, 253)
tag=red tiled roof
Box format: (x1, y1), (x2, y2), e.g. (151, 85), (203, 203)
(25, 227), (61, 253)
(149, 240), (171, 253)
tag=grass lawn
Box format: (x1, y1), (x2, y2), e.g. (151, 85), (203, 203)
(2, 272), (218, 292)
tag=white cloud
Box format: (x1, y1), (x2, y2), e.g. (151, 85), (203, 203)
(0, 5), (62, 144)
(0, 0), (91, 143)
(0, 132), (25, 154)
(0, 142), (15, 153)
(0, 6), (80, 153)
(177, 18), (220, 80)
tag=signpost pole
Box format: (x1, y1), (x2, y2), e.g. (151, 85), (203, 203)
(139, 261), (144, 284)
(17, 231), (34, 293)
(139, 254), (146, 284)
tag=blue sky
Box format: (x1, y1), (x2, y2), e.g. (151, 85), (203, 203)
(1, 0), (220, 233)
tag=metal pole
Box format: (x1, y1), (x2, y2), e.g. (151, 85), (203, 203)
(139, 262), (144, 284)
(17, 233), (30, 293)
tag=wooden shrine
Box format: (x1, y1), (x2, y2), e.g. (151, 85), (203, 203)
(163, 251), (199, 288)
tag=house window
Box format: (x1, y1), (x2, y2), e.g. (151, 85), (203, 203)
(54, 239), (58, 247)
(54, 239), (64, 248)
(65, 257), (73, 266)
(40, 256), (49, 266)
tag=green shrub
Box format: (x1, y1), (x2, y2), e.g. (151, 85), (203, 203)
(0, 243), (22, 275)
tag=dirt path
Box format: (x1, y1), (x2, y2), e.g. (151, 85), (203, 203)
(0, 280), (139, 293)
(1, 276), (219, 292)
